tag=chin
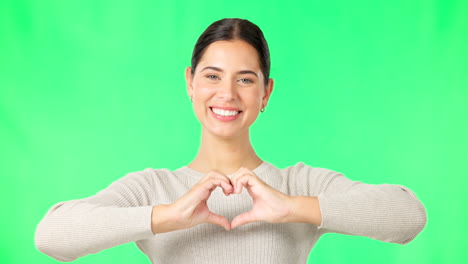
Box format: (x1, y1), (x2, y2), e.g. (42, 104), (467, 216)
(210, 129), (241, 139)
(197, 111), (254, 139)
(203, 125), (249, 139)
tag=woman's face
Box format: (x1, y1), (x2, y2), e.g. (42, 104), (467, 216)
(186, 40), (273, 139)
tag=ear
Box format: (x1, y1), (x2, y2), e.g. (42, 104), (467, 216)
(262, 78), (274, 108)
(185, 66), (194, 98)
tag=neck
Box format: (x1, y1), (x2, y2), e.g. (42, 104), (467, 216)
(188, 129), (262, 175)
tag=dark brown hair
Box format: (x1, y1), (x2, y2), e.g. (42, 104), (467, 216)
(191, 18), (271, 85)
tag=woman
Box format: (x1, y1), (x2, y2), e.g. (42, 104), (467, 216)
(35, 18), (427, 263)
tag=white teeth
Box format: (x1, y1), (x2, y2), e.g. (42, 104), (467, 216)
(212, 108), (240, 116)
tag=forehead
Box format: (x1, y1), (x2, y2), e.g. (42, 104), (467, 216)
(197, 40), (261, 71)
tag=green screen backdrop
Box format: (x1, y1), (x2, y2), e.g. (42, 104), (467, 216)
(1, 0), (467, 263)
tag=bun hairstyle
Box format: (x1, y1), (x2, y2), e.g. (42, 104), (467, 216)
(190, 18), (271, 85)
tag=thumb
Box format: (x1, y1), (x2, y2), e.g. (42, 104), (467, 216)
(231, 211), (257, 229)
(206, 212), (231, 231)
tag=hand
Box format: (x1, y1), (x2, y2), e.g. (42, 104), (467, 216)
(229, 167), (294, 229)
(151, 171), (234, 233)
(151, 167), (321, 234)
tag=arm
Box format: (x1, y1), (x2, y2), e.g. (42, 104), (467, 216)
(295, 164), (427, 244)
(34, 170), (156, 262)
(287, 196), (322, 225)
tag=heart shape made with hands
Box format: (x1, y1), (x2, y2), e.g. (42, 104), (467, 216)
(192, 167), (293, 230)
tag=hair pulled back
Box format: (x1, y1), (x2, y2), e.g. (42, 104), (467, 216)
(191, 18), (270, 85)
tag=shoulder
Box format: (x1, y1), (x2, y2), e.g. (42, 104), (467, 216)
(280, 161), (344, 178)
(110, 167), (176, 189)
(102, 168), (157, 192)
(131, 166), (198, 191)
(110, 167), (183, 194)
(121, 167), (176, 179)
(276, 161), (346, 196)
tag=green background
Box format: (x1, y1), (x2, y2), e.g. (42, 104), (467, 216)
(1, 0), (467, 263)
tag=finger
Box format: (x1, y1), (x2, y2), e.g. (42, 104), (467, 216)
(220, 180), (234, 194)
(231, 210), (257, 229)
(212, 178), (234, 195)
(201, 177), (232, 192)
(201, 174), (232, 192)
(201, 170), (231, 183)
(236, 176), (248, 194)
(206, 212), (231, 231)
(231, 169), (250, 193)
(222, 185), (233, 196)
(230, 167), (250, 182)
(187, 180), (227, 205)
(201, 172), (233, 193)
(207, 182), (233, 200)
(234, 174), (257, 194)
(214, 172), (234, 194)
(231, 167), (264, 193)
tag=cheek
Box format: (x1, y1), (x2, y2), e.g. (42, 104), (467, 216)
(243, 90), (263, 106)
(192, 87), (213, 113)
(192, 84), (213, 102)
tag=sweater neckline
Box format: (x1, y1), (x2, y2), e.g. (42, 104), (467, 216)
(177, 160), (271, 178)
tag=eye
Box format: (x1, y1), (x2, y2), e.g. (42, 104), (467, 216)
(239, 78), (253, 84)
(206, 74), (220, 80)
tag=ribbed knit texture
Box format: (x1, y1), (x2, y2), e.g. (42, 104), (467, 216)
(35, 161), (427, 263)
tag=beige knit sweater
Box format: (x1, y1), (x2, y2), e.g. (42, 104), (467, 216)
(35, 161), (427, 263)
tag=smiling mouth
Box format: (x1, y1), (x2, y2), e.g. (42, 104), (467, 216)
(210, 107), (242, 117)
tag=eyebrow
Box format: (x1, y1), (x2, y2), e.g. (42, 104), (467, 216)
(201, 66), (258, 77)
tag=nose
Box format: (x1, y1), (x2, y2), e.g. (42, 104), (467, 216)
(216, 80), (237, 101)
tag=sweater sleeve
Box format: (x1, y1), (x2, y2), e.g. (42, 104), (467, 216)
(293, 162), (427, 245)
(34, 169), (157, 262)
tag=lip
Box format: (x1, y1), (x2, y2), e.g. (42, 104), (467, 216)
(209, 107), (242, 121)
(210, 105), (242, 111)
